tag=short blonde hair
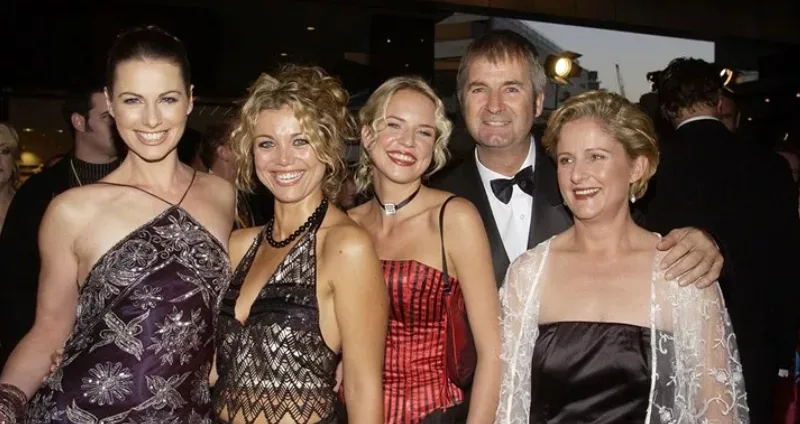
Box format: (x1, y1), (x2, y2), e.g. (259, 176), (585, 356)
(355, 76), (453, 194)
(542, 90), (659, 201)
(0, 123), (20, 189)
(230, 65), (356, 198)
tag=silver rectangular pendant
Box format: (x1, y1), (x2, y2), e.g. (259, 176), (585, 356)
(384, 203), (396, 215)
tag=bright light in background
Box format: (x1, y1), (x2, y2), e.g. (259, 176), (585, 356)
(554, 58), (572, 77)
(524, 21), (715, 102)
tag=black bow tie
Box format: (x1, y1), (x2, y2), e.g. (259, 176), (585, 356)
(490, 166), (534, 204)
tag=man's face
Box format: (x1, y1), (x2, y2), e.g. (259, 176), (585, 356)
(79, 92), (116, 157)
(462, 57), (543, 151)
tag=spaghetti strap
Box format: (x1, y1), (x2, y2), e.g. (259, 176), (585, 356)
(177, 170), (197, 206)
(94, 169), (198, 207)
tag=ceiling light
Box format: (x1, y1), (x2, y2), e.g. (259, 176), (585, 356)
(386, 38), (391, 43)
(56, 129), (63, 133)
(22, 128), (33, 132)
(306, 26), (316, 31)
(280, 53), (288, 57)
(765, 97), (770, 103)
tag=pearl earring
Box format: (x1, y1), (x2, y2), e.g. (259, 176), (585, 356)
(630, 194), (636, 203)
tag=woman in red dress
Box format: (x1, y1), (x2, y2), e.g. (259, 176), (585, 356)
(346, 76), (501, 423)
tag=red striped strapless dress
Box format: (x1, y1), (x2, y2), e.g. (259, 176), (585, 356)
(382, 259), (464, 424)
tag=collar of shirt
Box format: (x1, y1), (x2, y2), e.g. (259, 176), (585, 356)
(475, 136), (537, 190)
(676, 115), (720, 130)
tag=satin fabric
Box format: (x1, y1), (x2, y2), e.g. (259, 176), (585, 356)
(529, 322), (651, 423)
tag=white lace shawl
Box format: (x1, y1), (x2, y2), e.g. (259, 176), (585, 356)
(496, 238), (749, 424)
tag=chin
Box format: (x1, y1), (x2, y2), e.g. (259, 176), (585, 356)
(128, 144), (179, 163)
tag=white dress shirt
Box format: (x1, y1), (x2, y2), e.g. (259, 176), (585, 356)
(676, 115), (720, 129)
(475, 139), (536, 263)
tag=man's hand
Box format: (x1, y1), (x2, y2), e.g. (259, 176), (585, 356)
(657, 227), (723, 288)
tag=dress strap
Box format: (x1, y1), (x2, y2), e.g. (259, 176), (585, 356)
(94, 169), (197, 207)
(438, 195), (458, 289)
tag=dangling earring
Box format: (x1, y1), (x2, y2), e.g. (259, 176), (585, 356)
(630, 194), (636, 203)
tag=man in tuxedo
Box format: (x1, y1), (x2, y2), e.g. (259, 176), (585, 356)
(430, 31), (723, 287)
(644, 57), (800, 423)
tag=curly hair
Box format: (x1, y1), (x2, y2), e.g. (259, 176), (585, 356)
(354, 76), (453, 194)
(658, 57), (722, 123)
(543, 90), (660, 201)
(0, 123), (20, 190)
(230, 64), (356, 198)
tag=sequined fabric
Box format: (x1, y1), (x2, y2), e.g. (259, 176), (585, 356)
(27, 206), (231, 424)
(214, 218), (339, 424)
(382, 260), (463, 424)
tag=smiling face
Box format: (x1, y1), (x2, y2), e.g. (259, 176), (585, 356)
(365, 89), (437, 185)
(106, 59), (193, 162)
(462, 57), (543, 152)
(555, 117), (646, 222)
(252, 105), (325, 204)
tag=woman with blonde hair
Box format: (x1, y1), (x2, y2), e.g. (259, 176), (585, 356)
(0, 123), (20, 232)
(496, 90), (748, 423)
(346, 76), (501, 423)
(212, 64), (387, 424)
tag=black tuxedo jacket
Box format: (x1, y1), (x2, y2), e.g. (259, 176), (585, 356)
(642, 118), (800, 423)
(429, 136), (572, 286)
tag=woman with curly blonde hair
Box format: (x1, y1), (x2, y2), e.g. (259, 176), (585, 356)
(345, 76), (501, 423)
(212, 64), (387, 424)
(0, 122), (20, 232)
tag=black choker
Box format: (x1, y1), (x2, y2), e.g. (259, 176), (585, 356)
(266, 197), (328, 248)
(374, 185), (421, 215)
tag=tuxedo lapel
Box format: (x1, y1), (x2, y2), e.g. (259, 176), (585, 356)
(456, 155), (510, 286)
(528, 139), (572, 249)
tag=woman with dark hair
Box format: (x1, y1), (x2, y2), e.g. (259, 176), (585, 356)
(0, 26), (235, 423)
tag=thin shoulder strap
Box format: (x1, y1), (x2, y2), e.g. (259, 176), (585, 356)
(93, 169), (198, 207)
(94, 182), (174, 206)
(177, 169), (197, 206)
(439, 195), (458, 288)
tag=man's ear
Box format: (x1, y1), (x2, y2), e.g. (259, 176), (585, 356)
(216, 144), (232, 161)
(71, 112), (87, 133)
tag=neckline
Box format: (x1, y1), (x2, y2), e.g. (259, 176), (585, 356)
(78, 205), (229, 292)
(381, 258), (457, 281)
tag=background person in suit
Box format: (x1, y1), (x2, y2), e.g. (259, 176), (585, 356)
(644, 57), (800, 424)
(429, 31), (723, 288)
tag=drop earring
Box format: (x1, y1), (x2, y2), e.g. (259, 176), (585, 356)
(630, 194), (636, 203)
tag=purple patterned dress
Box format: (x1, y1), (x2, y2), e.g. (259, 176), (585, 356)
(26, 199), (230, 424)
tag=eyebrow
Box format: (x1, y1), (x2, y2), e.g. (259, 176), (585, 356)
(386, 115), (435, 130)
(117, 90), (183, 98)
(254, 132), (305, 139)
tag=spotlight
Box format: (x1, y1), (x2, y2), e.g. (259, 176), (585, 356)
(545, 51), (582, 84)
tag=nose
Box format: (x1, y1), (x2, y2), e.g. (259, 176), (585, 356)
(570, 159), (588, 184)
(276, 144), (293, 166)
(144, 103), (162, 128)
(398, 128), (415, 148)
(486, 91), (504, 114)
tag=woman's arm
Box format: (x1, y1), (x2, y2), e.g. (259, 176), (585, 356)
(684, 282), (749, 423)
(326, 225), (387, 424)
(444, 198), (501, 424)
(0, 196), (82, 398)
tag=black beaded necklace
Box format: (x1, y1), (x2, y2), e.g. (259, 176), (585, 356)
(265, 196), (329, 248)
(374, 185), (422, 215)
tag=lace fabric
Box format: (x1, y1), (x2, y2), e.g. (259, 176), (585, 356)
(214, 221), (339, 424)
(496, 237), (749, 424)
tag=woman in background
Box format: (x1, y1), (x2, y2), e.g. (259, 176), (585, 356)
(0, 123), (20, 232)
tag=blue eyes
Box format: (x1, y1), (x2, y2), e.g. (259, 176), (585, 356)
(121, 97), (179, 105)
(257, 139), (310, 148)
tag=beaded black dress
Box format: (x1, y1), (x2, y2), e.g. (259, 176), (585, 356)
(27, 171), (231, 424)
(214, 199), (339, 424)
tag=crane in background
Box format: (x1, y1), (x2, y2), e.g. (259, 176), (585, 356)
(615, 63), (626, 99)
